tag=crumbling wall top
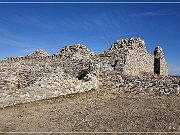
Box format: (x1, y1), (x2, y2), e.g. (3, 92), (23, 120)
(110, 38), (146, 51)
(56, 44), (94, 54)
(28, 49), (49, 57)
(56, 44), (95, 59)
(154, 46), (164, 58)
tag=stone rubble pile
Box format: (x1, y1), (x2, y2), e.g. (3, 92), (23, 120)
(100, 71), (180, 96)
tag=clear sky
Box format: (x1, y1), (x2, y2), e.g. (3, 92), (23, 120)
(0, 2), (179, 75)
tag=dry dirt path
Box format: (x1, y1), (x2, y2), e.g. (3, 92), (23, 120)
(0, 89), (180, 133)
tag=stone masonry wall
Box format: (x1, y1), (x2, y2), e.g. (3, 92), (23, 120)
(99, 71), (180, 96)
(98, 38), (154, 76)
(0, 38), (178, 108)
(0, 68), (98, 108)
(0, 44), (97, 90)
(124, 44), (153, 76)
(0, 44), (99, 108)
(154, 46), (168, 76)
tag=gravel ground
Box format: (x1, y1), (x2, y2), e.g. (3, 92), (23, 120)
(0, 89), (180, 134)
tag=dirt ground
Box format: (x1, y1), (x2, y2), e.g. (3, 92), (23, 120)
(0, 89), (180, 134)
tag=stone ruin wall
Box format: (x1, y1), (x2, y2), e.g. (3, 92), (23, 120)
(112, 38), (154, 76)
(123, 39), (153, 75)
(0, 44), (98, 89)
(0, 69), (98, 108)
(0, 45), (99, 108)
(0, 38), (167, 78)
(161, 58), (168, 76)
(100, 71), (180, 96)
(0, 38), (178, 108)
(98, 38), (154, 76)
(124, 48), (153, 76)
(154, 46), (168, 76)
(97, 38), (178, 96)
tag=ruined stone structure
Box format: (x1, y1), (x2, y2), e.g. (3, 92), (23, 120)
(154, 46), (168, 76)
(0, 38), (179, 108)
(98, 38), (154, 76)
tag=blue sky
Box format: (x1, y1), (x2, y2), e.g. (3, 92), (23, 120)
(0, 2), (180, 75)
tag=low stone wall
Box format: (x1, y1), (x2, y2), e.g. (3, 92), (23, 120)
(1, 69), (179, 108)
(100, 71), (180, 96)
(0, 53), (97, 91)
(0, 69), (98, 108)
(118, 75), (179, 95)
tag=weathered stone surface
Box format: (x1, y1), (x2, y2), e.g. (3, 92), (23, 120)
(99, 71), (180, 96)
(0, 69), (98, 108)
(56, 44), (95, 60)
(0, 38), (179, 108)
(154, 46), (168, 76)
(99, 38), (155, 76)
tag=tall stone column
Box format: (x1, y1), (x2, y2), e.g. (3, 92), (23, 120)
(154, 46), (168, 76)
